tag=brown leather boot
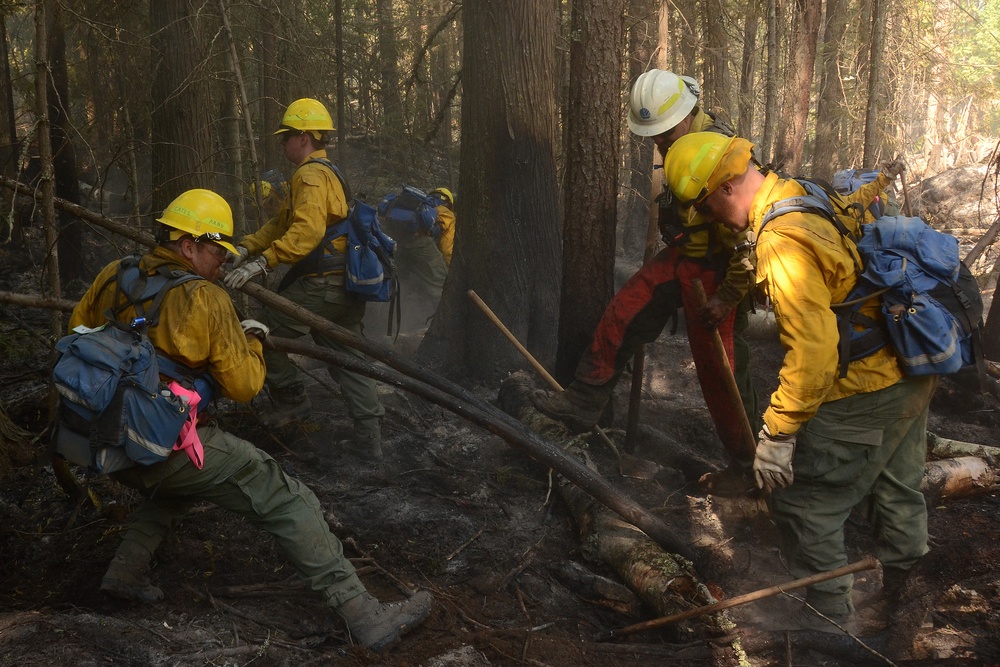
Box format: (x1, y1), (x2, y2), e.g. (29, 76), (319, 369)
(335, 590), (433, 651)
(100, 549), (163, 603)
(530, 381), (613, 432)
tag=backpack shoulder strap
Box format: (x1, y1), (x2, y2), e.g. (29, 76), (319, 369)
(302, 157), (353, 203)
(105, 256), (203, 330)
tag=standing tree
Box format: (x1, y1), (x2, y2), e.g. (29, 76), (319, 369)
(45, 0), (84, 283)
(0, 12), (18, 245)
(554, 0), (624, 382)
(418, 0), (561, 381)
(813, 0), (849, 180)
(150, 0), (215, 212)
(772, 0), (820, 175)
(759, 0), (779, 165)
(737, 0), (760, 138)
(862, 0), (888, 167)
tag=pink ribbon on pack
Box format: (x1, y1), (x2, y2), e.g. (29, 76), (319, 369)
(168, 381), (205, 469)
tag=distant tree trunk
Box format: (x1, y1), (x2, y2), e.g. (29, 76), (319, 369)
(701, 0), (732, 113)
(259, 0), (284, 172)
(418, 0), (561, 381)
(773, 0), (820, 175)
(737, 0), (760, 137)
(0, 13), (18, 245)
(554, 0), (624, 383)
(674, 0), (697, 76)
(376, 0), (406, 171)
(150, 0), (215, 213)
(813, 0), (849, 180)
(862, 0), (888, 167)
(760, 0), (779, 165)
(35, 0), (62, 343)
(335, 0), (345, 166)
(43, 0), (84, 283)
(621, 0), (658, 260)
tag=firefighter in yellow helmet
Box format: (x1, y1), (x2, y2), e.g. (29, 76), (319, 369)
(531, 70), (760, 496)
(250, 169), (288, 219)
(224, 98), (386, 462)
(662, 131), (931, 633)
(69, 188), (431, 650)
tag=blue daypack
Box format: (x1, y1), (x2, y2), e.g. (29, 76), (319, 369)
(758, 179), (984, 378)
(831, 167), (901, 219)
(377, 186), (442, 239)
(52, 257), (211, 473)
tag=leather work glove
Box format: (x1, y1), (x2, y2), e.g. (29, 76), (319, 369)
(231, 245), (251, 269)
(753, 425), (796, 492)
(881, 159), (906, 179)
(240, 319), (270, 341)
(699, 296), (732, 330)
(223, 256), (267, 289)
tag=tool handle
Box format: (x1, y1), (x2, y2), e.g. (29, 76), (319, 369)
(691, 278), (757, 459)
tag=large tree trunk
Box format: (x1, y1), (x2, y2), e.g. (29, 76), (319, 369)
(813, 0), (850, 180)
(150, 0), (215, 212)
(554, 0), (624, 383)
(418, 0), (561, 382)
(701, 0), (732, 114)
(773, 0), (820, 175)
(862, 0), (889, 167)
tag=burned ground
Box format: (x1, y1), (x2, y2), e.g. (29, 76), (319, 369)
(3, 168), (1000, 666)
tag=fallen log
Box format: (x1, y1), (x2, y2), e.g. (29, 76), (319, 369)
(920, 456), (997, 503)
(497, 371), (741, 657)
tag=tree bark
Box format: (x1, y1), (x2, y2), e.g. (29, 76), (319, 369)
(0, 12), (18, 245)
(736, 0), (759, 137)
(150, 0), (215, 212)
(760, 0), (779, 165)
(813, 0), (849, 180)
(554, 0), (624, 383)
(418, 0), (561, 382)
(862, 0), (888, 167)
(45, 0), (85, 283)
(773, 0), (820, 175)
(701, 0), (732, 113)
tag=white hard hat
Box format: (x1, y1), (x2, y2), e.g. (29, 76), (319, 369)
(627, 70), (701, 137)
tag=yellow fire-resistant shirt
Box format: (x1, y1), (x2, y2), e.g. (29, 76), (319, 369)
(436, 205), (456, 266)
(750, 173), (903, 436)
(68, 247), (266, 404)
(240, 150), (350, 270)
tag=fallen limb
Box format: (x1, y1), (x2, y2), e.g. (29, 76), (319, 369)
(596, 557), (877, 641)
(268, 335), (695, 561)
(928, 431), (1000, 467)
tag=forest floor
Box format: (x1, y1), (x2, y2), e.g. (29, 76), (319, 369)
(3, 163), (1000, 667)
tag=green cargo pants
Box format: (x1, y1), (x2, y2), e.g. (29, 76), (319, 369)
(394, 235), (448, 303)
(111, 422), (366, 607)
(259, 273), (385, 440)
(769, 374), (937, 618)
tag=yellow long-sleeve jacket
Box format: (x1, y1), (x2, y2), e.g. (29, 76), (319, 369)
(751, 173), (903, 436)
(666, 109), (752, 307)
(240, 150), (350, 269)
(436, 205), (456, 266)
(69, 247), (266, 404)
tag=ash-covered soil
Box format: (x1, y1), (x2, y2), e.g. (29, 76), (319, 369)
(3, 160), (1000, 666)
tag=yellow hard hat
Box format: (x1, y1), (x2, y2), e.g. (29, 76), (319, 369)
(249, 170), (288, 201)
(274, 98), (334, 140)
(430, 187), (454, 205)
(663, 132), (754, 204)
(156, 189), (238, 254)
(627, 70), (701, 137)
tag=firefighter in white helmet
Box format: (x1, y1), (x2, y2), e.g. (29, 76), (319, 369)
(532, 70), (760, 496)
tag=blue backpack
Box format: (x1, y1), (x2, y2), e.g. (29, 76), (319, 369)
(831, 168), (901, 219)
(758, 179), (984, 378)
(377, 186), (442, 239)
(278, 159), (398, 303)
(52, 257), (212, 473)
